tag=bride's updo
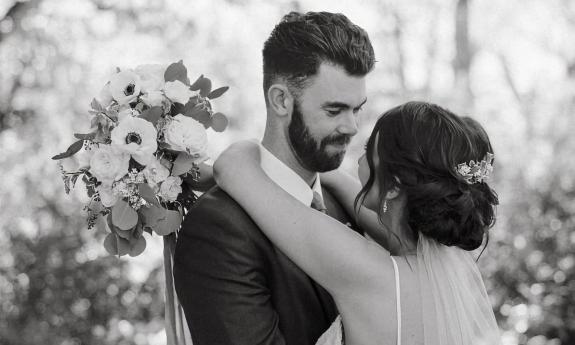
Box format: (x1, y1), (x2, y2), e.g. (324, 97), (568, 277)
(359, 101), (498, 251)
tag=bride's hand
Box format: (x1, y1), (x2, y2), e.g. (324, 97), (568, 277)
(213, 140), (261, 189)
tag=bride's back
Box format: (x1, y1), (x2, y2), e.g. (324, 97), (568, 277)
(337, 255), (426, 345)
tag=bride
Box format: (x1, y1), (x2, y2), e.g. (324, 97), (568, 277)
(213, 101), (501, 345)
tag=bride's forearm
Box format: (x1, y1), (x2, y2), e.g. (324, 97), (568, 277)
(321, 170), (362, 218)
(215, 150), (389, 295)
(322, 170), (403, 254)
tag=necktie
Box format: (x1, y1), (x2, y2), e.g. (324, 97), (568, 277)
(310, 191), (327, 214)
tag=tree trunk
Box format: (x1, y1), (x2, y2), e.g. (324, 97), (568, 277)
(453, 0), (473, 108)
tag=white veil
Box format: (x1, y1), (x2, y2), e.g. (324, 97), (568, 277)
(417, 234), (501, 345)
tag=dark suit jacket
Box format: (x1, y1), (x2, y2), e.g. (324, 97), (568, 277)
(173, 186), (358, 345)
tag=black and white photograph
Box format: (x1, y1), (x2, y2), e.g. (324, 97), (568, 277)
(0, 0), (573, 344)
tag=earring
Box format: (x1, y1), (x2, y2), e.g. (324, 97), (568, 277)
(382, 199), (388, 213)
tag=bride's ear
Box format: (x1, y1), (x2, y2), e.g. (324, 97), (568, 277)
(386, 177), (402, 200)
(267, 83), (293, 117)
(385, 186), (401, 200)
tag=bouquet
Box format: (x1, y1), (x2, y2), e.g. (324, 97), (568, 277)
(53, 60), (228, 257)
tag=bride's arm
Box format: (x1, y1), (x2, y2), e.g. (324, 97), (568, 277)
(320, 170), (402, 254)
(214, 141), (392, 297)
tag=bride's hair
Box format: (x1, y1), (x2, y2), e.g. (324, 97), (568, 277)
(356, 101), (499, 251)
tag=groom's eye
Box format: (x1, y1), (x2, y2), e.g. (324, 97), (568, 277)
(326, 109), (342, 116)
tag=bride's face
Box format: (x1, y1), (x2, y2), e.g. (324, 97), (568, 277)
(358, 133), (381, 212)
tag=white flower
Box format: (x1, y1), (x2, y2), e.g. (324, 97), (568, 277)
(109, 70), (142, 105)
(89, 145), (130, 184)
(97, 184), (118, 207)
(96, 82), (113, 107)
(135, 64), (165, 93)
(111, 116), (158, 166)
(163, 114), (208, 159)
(142, 158), (170, 187)
(164, 80), (194, 104)
(140, 91), (165, 107)
(158, 176), (182, 201)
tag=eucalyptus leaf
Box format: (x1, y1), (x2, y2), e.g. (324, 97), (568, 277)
(184, 105), (211, 127)
(103, 233), (119, 255)
(140, 205), (182, 236)
(52, 140), (84, 160)
(164, 60), (189, 85)
(172, 153), (197, 176)
(128, 236), (146, 257)
(111, 200), (139, 230)
(189, 75), (204, 91)
(116, 236), (131, 256)
(140, 106), (163, 125)
(207, 86), (229, 99)
(210, 112), (228, 132)
(199, 78), (212, 97)
(74, 132), (97, 140)
(138, 183), (160, 207)
(154, 209), (182, 236)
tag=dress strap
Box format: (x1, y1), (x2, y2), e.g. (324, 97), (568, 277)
(390, 256), (401, 345)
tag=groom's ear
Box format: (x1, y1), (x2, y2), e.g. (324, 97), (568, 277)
(267, 83), (293, 117)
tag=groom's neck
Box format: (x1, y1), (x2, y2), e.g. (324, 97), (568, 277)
(261, 134), (317, 186)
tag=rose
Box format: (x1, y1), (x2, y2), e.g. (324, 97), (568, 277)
(164, 80), (194, 104)
(163, 114), (208, 160)
(135, 64), (165, 93)
(97, 184), (118, 207)
(109, 70), (142, 105)
(142, 158), (170, 187)
(158, 176), (182, 201)
(111, 116), (158, 166)
(89, 145), (130, 184)
(140, 91), (165, 107)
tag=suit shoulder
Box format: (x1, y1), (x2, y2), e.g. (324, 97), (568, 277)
(187, 186), (247, 219)
(182, 186), (261, 237)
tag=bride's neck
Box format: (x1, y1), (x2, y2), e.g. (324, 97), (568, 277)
(373, 199), (417, 256)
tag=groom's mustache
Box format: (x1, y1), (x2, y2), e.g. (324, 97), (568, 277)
(321, 134), (352, 148)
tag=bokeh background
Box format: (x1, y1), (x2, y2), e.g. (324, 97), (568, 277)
(0, 0), (574, 344)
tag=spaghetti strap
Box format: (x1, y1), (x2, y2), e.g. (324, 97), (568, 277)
(390, 256), (401, 345)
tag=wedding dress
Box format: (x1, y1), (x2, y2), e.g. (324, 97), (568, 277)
(315, 235), (500, 345)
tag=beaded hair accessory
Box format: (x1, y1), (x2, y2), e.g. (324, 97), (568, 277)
(456, 153), (494, 184)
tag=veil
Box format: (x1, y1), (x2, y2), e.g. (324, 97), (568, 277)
(417, 234), (501, 345)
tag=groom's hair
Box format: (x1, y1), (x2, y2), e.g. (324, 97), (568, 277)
(262, 11), (375, 100)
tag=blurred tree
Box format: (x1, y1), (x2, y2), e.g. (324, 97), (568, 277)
(0, 0), (574, 344)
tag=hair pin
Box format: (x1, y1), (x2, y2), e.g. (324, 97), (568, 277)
(456, 153), (494, 184)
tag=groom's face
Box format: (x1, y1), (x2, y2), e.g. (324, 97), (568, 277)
(287, 63), (367, 172)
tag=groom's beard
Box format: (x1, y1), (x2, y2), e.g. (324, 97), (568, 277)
(288, 101), (352, 172)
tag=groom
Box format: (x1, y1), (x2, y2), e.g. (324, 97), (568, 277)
(174, 11), (375, 345)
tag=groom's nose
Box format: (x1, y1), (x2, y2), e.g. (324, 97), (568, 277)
(336, 112), (359, 137)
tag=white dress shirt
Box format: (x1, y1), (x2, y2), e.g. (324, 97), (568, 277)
(259, 144), (323, 207)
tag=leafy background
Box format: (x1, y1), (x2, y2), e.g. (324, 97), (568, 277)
(0, 0), (573, 344)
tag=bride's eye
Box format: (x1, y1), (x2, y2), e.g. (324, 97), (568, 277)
(364, 142), (368, 151)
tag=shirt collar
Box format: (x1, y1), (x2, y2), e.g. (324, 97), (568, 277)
(259, 143), (323, 206)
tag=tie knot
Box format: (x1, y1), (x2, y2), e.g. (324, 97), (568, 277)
(311, 191), (327, 214)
